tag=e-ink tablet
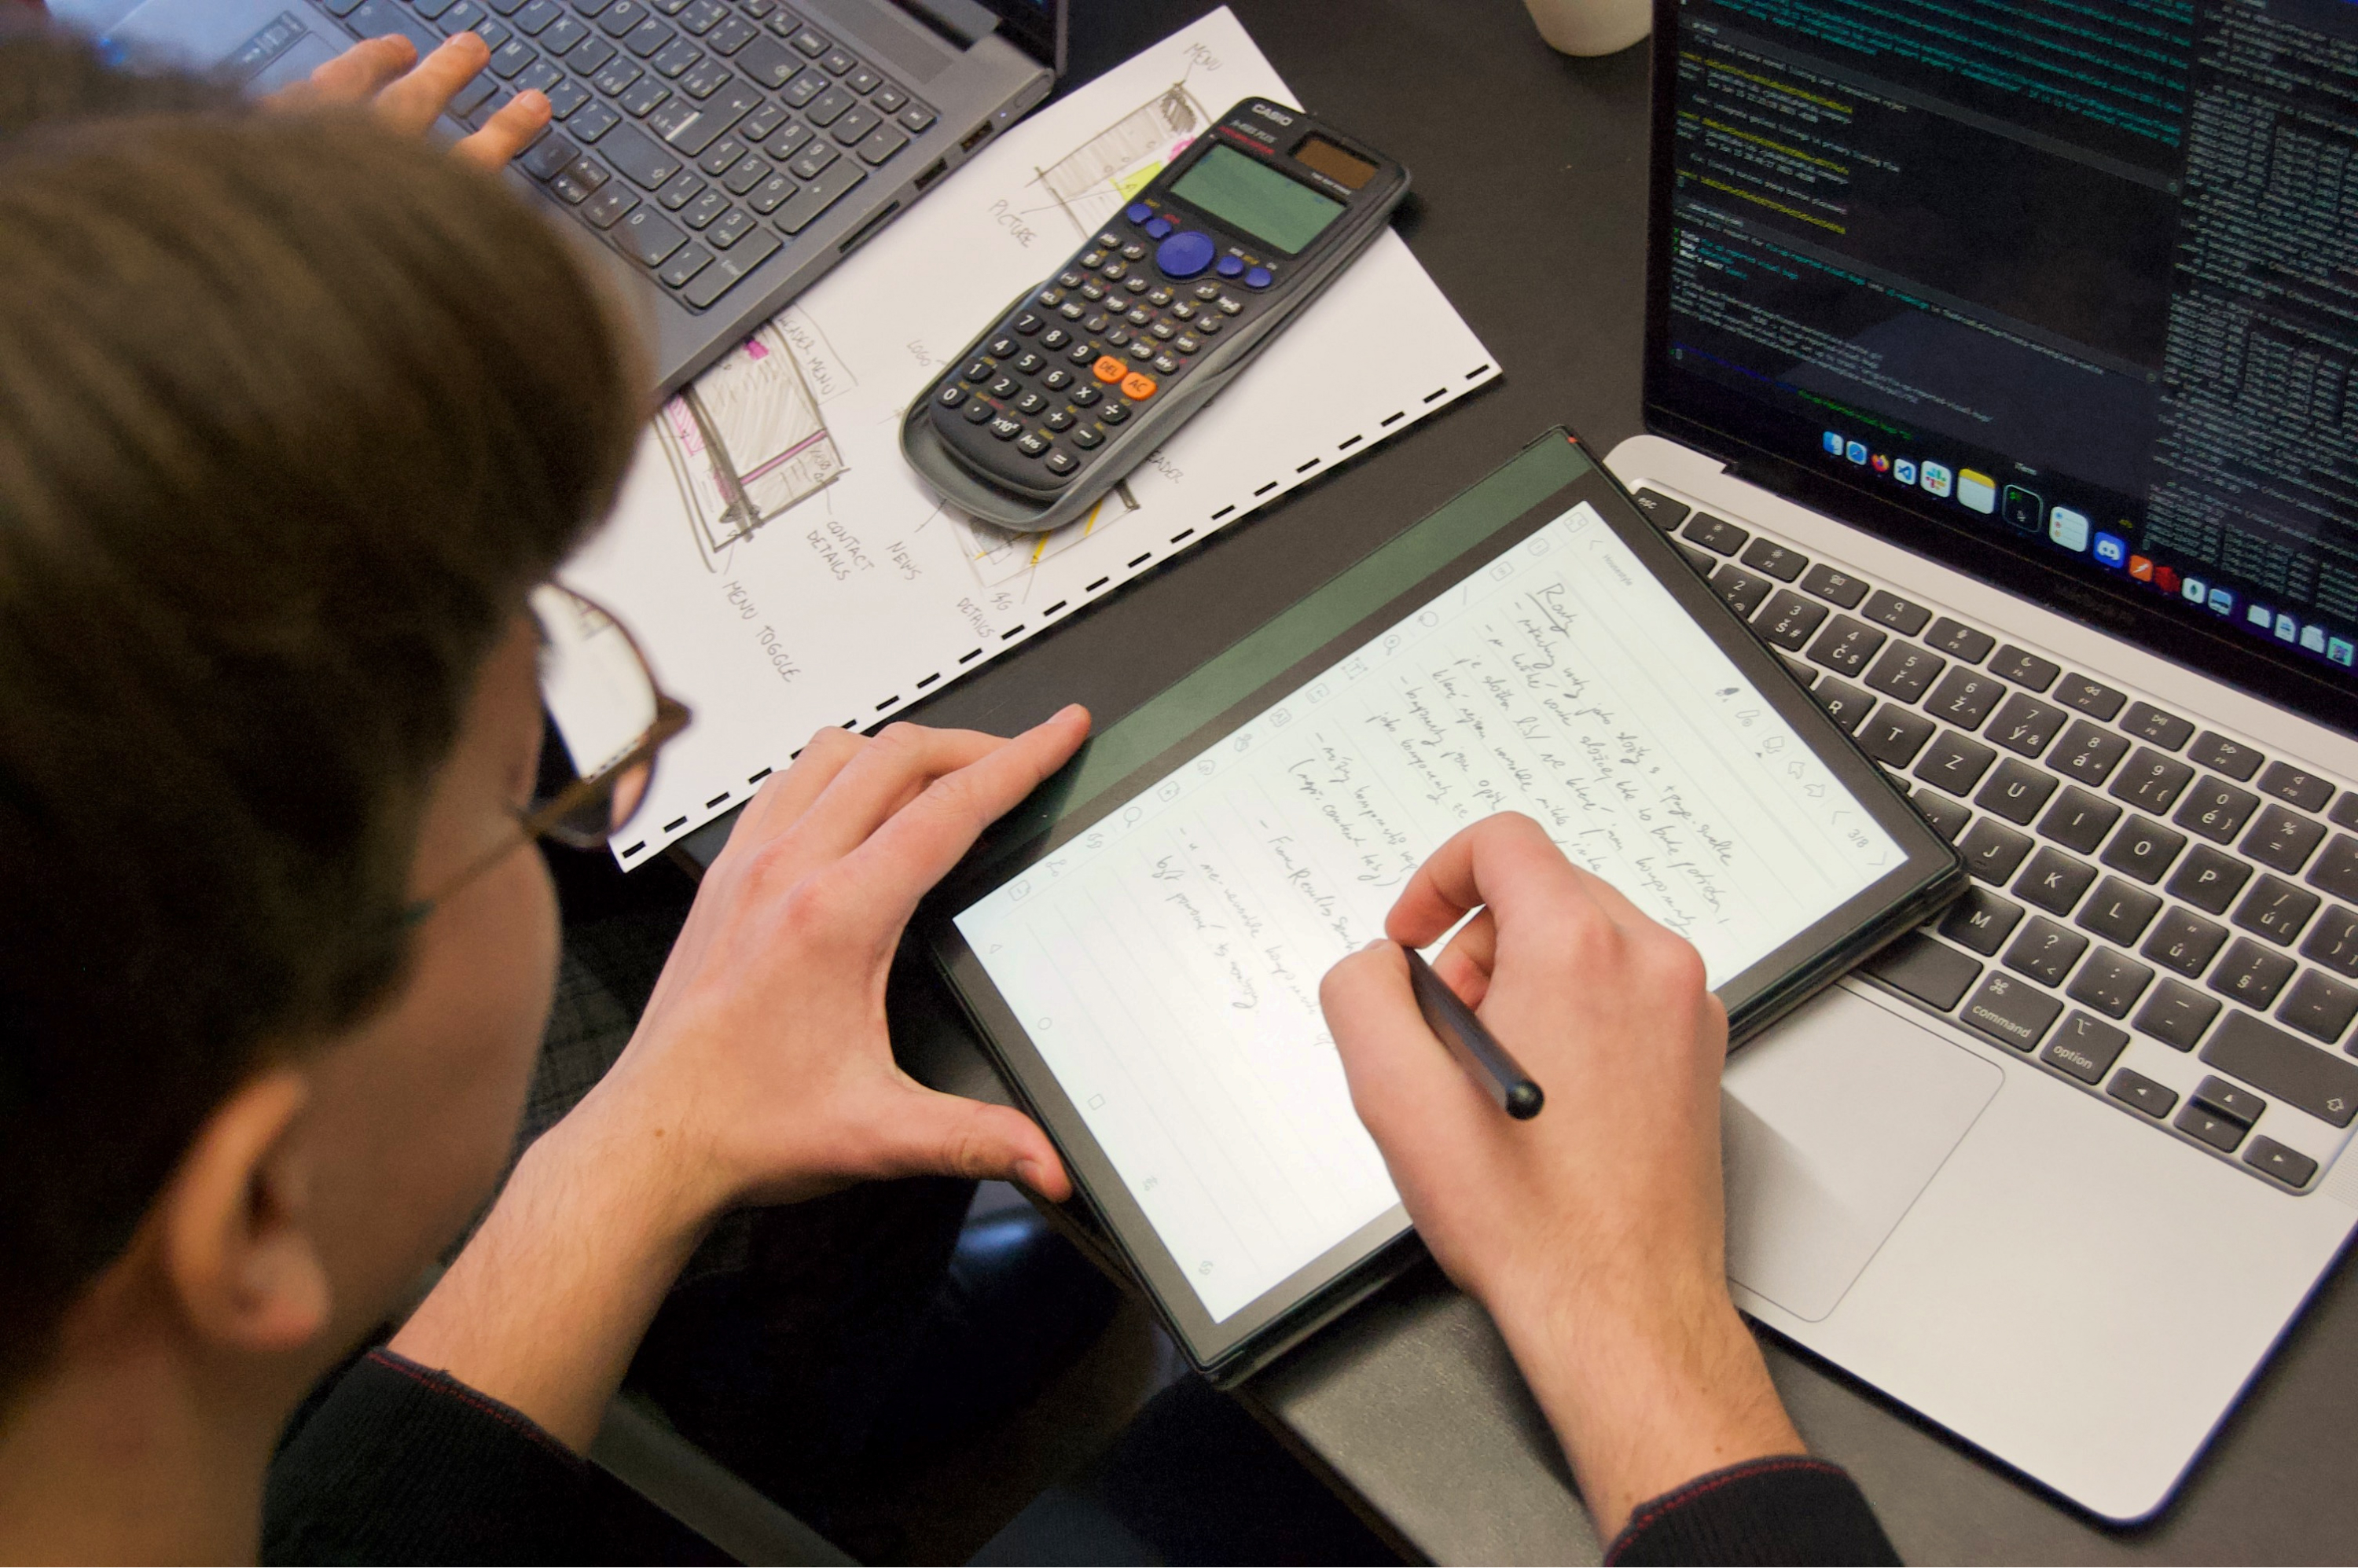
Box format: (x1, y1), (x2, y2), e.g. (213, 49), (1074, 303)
(928, 429), (1963, 1378)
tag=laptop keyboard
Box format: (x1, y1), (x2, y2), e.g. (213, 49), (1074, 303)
(321, 0), (938, 308)
(1633, 483), (2358, 1195)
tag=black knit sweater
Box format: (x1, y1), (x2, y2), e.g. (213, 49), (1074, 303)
(266, 1348), (1897, 1565)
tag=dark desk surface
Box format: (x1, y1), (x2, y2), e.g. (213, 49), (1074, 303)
(682, 0), (2358, 1559)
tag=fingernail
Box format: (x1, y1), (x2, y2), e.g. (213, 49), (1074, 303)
(1013, 1159), (1041, 1191)
(1361, 938), (1390, 952)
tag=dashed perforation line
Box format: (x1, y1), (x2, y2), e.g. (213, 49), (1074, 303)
(623, 378), (1501, 864)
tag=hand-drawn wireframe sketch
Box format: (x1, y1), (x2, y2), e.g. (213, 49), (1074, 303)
(1031, 82), (1212, 241)
(951, 478), (1143, 585)
(656, 318), (846, 570)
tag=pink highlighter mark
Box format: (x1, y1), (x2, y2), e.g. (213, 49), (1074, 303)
(744, 338), (769, 360)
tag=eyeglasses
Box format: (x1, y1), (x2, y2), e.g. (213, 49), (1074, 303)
(407, 586), (692, 920)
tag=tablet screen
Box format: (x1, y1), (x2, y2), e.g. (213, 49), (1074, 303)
(953, 499), (1904, 1324)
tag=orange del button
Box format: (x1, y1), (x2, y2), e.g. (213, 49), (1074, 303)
(1092, 354), (1128, 384)
(1121, 371), (1158, 400)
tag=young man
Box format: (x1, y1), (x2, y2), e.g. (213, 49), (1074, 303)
(0, 25), (1892, 1565)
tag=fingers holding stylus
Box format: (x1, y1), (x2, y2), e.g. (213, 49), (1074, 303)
(1429, 909), (1498, 1009)
(1375, 813), (1724, 1095)
(1386, 812), (1650, 954)
(1321, 941), (1499, 1163)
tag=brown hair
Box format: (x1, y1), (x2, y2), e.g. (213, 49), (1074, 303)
(0, 28), (641, 1403)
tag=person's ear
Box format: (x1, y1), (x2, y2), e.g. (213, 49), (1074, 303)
(156, 1068), (333, 1354)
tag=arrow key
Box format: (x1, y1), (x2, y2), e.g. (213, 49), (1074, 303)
(2243, 1135), (2318, 1188)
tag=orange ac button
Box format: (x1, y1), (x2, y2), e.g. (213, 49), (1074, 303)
(1093, 354), (1129, 384)
(1121, 371), (1158, 400)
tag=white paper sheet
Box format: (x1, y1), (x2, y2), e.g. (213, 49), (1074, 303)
(953, 502), (1904, 1320)
(556, 8), (1500, 865)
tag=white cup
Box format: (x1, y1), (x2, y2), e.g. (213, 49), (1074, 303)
(1522, 0), (1651, 56)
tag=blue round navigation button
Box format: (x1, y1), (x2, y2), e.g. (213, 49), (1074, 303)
(1124, 201), (1153, 224)
(1144, 217), (1173, 240)
(1155, 229), (1217, 279)
(1215, 255), (1245, 277)
(1243, 265), (1273, 289)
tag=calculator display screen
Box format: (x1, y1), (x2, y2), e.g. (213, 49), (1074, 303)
(1169, 145), (1344, 255)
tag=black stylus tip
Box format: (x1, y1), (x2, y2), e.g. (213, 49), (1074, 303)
(1505, 1082), (1544, 1120)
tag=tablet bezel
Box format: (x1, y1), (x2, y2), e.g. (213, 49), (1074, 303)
(927, 428), (1964, 1377)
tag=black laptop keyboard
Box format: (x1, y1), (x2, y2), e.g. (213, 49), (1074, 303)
(1633, 485), (2358, 1195)
(321, 0), (938, 308)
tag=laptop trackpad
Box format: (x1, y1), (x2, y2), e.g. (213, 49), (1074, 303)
(1722, 986), (2002, 1323)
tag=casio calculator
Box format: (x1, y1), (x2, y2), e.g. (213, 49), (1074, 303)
(900, 99), (1408, 533)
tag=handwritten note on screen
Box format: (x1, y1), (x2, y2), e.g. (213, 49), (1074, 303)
(955, 502), (1900, 1320)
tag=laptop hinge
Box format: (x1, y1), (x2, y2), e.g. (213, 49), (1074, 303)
(887, 0), (996, 49)
(1730, 457), (1802, 498)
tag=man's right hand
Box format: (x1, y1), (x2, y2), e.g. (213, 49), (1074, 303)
(1319, 812), (1804, 1540)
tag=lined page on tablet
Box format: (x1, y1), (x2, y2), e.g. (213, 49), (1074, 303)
(954, 501), (1902, 1320)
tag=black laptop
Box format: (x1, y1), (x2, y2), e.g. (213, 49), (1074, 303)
(72, 0), (1067, 393)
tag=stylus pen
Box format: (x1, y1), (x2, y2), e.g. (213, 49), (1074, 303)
(1401, 947), (1544, 1120)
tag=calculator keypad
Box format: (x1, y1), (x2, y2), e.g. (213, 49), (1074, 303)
(929, 200), (1273, 490)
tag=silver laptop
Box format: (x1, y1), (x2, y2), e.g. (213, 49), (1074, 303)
(1624, 0), (2358, 1522)
(69, 0), (1063, 394)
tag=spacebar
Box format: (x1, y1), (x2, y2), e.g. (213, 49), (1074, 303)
(2201, 1011), (2358, 1128)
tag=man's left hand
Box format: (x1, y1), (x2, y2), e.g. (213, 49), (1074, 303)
(268, 32), (549, 169)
